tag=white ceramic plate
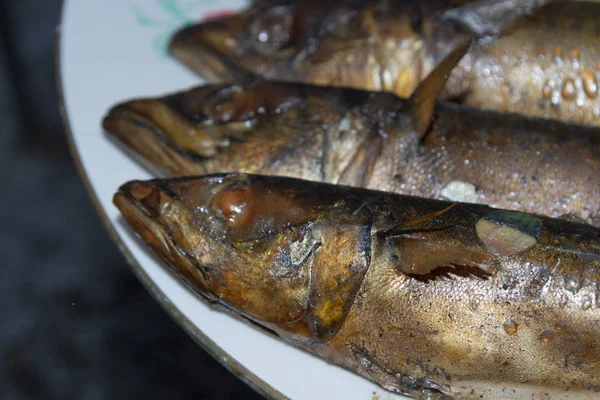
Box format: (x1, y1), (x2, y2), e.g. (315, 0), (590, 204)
(58, 1), (407, 399)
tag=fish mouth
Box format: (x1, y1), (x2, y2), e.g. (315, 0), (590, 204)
(114, 178), (216, 298)
(102, 92), (228, 175)
(103, 101), (204, 176)
(169, 16), (256, 83)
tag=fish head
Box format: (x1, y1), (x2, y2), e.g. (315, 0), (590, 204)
(104, 84), (271, 157)
(114, 174), (373, 343)
(169, 4), (309, 81)
(169, 2), (426, 92)
(103, 81), (334, 178)
(114, 174), (318, 328)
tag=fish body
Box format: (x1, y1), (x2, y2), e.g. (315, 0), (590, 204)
(114, 173), (600, 399)
(169, 0), (600, 126)
(103, 80), (600, 226)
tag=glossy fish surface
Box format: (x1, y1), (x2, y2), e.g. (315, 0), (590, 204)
(103, 80), (600, 226)
(169, 0), (600, 126)
(114, 173), (600, 399)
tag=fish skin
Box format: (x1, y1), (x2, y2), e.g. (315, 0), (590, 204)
(167, 0), (474, 97)
(102, 80), (600, 226)
(168, 0), (600, 126)
(113, 173), (600, 399)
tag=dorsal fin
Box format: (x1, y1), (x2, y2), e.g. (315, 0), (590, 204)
(440, 0), (555, 38)
(408, 39), (471, 140)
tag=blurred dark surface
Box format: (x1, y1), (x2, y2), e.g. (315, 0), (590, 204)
(1, 1), (263, 399)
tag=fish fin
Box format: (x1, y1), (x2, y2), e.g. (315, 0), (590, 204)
(387, 203), (457, 237)
(384, 203), (496, 280)
(440, 0), (554, 38)
(408, 39), (471, 140)
(392, 238), (495, 280)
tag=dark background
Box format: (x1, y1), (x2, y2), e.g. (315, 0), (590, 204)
(1, 1), (262, 398)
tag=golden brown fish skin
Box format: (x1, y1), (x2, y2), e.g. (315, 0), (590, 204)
(169, 0), (461, 97)
(169, 0), (600, 126)
(103, 81), (330, 178)
(445, 1), (600, 127)
(103, 80), (600, 226)
(114, 173), (600, 398)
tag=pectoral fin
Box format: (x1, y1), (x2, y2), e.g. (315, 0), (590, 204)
(392, 238), (494, 281)
(385, 202), (495, 280)
(408, 39), (471, 140)
(440, 0), (554, 37)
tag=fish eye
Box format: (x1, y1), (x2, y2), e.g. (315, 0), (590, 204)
(250, 6), (295, 56)
(203, 88), (242, 123)
(203, 87), (258, 123)
(212, 180), (253, 228)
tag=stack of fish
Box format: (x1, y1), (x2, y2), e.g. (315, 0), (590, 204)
(103, 0), (600, 398)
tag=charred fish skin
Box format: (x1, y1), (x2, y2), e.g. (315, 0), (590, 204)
(169, 0), (600, 126)
(114, 173), (600, 399)
(102, 78), (600, 227)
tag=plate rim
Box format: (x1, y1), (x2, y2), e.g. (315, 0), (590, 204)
(55, 1), (287, 398)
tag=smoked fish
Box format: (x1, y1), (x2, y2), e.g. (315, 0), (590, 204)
(103, 42), (600, 226)
(169, 0), (600, 126)
(114, 172), (600, 399)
